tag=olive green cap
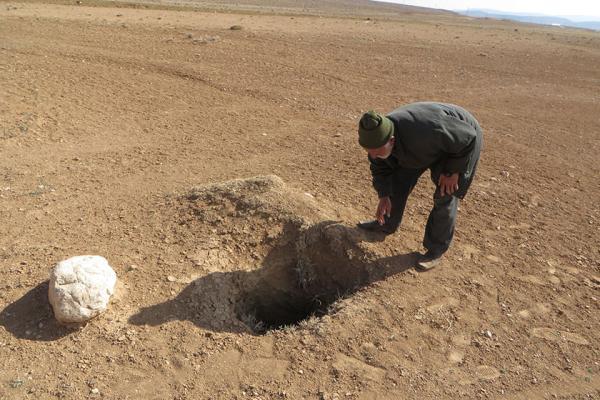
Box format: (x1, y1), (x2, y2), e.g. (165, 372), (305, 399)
(358, 110), (394, 149)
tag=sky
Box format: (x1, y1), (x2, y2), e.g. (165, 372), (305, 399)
(381, 0), (600, 19)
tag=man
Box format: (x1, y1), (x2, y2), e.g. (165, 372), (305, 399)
(357, 102), (482, 271)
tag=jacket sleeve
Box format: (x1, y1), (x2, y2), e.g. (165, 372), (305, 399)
(437, 116), (478, 174)
(369, 155), (393, 198)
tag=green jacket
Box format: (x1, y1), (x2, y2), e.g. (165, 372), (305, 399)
(369, 102), (482, 198)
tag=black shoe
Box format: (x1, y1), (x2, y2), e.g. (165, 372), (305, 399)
(356, 219), (395, 235)
(416, 251), (444, 271)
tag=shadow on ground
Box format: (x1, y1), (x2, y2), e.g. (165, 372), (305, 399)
(0, 281), (77, 341)
(129, 221), (419, 334)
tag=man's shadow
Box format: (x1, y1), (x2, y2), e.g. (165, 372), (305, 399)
(129, 221), (419, 334)
(0, 281), (77, 341)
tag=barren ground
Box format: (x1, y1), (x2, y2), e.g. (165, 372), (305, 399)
(0, 1), (599, 399)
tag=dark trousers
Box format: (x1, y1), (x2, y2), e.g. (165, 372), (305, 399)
(385, 163), (478, 255)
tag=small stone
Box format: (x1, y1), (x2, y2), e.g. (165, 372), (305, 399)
(10, 379), (24, 388)
(167, 275), (177, 282)
(230, 25), (243, 31)
(90, 388), (99, 394)
(128, 264), (138, 271)
(485, 330), (493, 339)
(500, 170), (510, 177)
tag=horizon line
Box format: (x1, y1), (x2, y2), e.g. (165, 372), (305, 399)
(373, 1), (600, 21)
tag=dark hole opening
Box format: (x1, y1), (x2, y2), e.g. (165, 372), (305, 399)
(235, 259), (338, 334)
(233, 221), (369, 334)
(241, 292), (330, 334)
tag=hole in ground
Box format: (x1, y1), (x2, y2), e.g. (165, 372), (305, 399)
(235, 258), (340, 334)
(127, 229), (416, 335)
(129, 177), (417, 335)
(234, 221), (380, 334)
(240, 287), (328, 334)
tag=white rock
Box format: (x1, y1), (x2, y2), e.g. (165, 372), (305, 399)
(48, 256), (117, 324)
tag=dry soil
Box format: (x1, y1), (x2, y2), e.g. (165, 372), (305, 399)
(0, 1), (599, 399)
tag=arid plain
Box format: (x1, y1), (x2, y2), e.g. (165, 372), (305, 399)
(0, 1), (599, 399)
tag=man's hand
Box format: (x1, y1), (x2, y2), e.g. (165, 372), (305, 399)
(376, 196), (392, 225)
(438, 173), (459, 196)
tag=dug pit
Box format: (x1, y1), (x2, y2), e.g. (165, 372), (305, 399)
(130, 176), (413, 334)
(233, 220), (376, 333)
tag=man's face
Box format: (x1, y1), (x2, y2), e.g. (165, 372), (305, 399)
(366, 137), (395, 159)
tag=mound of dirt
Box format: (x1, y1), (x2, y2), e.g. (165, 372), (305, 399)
(130, 175), (410, 333)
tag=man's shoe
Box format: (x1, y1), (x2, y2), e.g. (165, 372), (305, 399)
(357, 219), (395, 235)
(416, 251), (444, 271)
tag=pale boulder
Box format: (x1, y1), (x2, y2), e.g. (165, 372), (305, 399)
(48, 256), (117, 324)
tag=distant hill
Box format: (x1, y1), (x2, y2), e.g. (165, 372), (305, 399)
(459, 9), (600, 31)
(135, 0), (455, 18)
